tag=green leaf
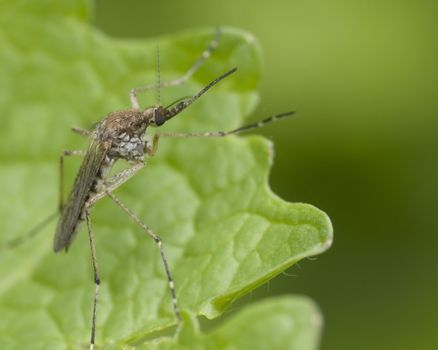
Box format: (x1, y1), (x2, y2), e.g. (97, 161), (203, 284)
(134, 296), (322, 350)
(0, 0), (332, 349)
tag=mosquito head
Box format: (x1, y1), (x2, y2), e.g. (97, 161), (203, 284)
(143, 67), (237, 129)
(144, 106), (170, 128)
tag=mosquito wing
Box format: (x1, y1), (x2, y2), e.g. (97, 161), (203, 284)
(54, 140), (108, 252)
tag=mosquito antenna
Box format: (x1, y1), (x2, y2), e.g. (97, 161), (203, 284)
(156, 44), (161, 106)
(165, 67), (237, 120)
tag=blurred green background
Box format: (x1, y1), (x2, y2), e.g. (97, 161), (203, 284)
(94, 1), (438, 349)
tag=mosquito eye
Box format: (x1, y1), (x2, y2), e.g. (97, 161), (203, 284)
(153, 109), (166, 126)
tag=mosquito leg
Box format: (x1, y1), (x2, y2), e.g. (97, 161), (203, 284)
(146, 133), (160, 157)
(83, 160), (140, 349)
(158, 111), (296, 139)
(130, 27), (221, 110)
(105, 191), (181, 322)
(1, 148), (86, 250)
(86, 162), (144, 208)
(87, 177), (181, 322)
(60, 150), (86, 212)
(2, 148), (85, 250)
(71, 127), (91, 137)
(83, 205), (101, 350)
(0, 211), (58, 251)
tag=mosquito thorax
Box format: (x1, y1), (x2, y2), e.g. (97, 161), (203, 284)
(97, 109), (149, 161)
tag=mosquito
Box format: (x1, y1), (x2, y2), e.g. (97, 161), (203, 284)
(10, 30), (295, 349)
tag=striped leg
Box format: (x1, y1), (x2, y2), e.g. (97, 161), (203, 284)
(158, 111), (296, 139)
(82, 163), (146, 349)
(0, 212), (58, 251)
(105, 191), (181, 322)
(71, 127), (91, 137)
(85, 163), (145, 208)
(130, 28), (221, 110)
(84, 205), (101, 350)
(0, 148), (86, 250)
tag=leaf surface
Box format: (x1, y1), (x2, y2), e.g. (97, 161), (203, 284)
(0, 1), (332, 349)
